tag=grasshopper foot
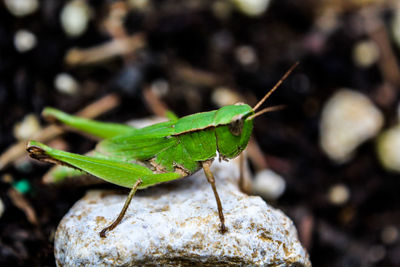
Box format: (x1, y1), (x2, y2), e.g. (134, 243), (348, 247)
(219, 224), (228, 234)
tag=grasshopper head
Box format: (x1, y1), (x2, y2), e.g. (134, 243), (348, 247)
(214, 104), (254, 159)
(214, 62), (298, 159)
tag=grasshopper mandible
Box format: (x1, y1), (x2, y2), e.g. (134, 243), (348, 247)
(27, 63), (298, 238)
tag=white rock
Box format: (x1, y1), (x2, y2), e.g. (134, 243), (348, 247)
(376, 124), (400, 173)
(381, 225), (398, 245)
(60, 0), (91, 38)
(54, 73), (80, 95)
(54, 160), (311, 266)
(253, 169), (286, 200)
(13, 114), (41, 141)
(4, 0), (39, 17)
(231, 0), (271, 17)
(0, 198), (4, 219)
(391, 7), (400, 50)
(320, 89), (384, 163)
(235, 45), (257, 66)
(327, 184), (350, 206)
(211, 87), (241, 107)
(14, 30), (37, 53)
(352, 40), (379, 68)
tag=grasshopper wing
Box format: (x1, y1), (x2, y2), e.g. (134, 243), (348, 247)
(96, 120), (178, 161)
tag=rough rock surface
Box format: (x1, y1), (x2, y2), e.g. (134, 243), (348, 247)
(54, 160), (311, 266)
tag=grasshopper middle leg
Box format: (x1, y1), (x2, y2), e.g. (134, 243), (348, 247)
(201, 161), (227, 234)
(100, 178), (143, 238)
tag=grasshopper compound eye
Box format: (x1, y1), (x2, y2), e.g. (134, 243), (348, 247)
(229, 115), (244, 136)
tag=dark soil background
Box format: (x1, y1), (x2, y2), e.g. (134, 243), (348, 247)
(1, 0), (400, 266)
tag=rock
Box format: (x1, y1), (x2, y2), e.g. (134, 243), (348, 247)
(327, 184), (350, 206)
(231, 0), (271, 17)
(54, 160), (311, 266)
(235, 45), (257, 66)
(60, 0), (91, 38)
(13, 113), (41, 141)
(211, 87), (242, 107)
(4, 0), (39, 17)
(391, 7), (400, 50)
(320, 89), (384, 163)
(54, 73), (80, 95)
(352, 40), (379, 68)
(376, 124), (400, 172)
(0, 198), (4, 219)
(253, 169), (286, 200)
(14, 29), (37, 53)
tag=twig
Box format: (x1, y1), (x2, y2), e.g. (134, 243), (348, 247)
(65, 33), (146, 66)
(8, 188), (38, 225)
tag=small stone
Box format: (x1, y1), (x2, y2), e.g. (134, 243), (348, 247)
(14, 30), (37, 53)
(367, 245), (386, 263)
(320, 89), (384, 163)
(328, 184), (350, 206)
(381, 226), (398, 245)
(212, 0), (232, 20)
(60, 0), (91, 38)
(391, 7), (400, 50)
(150, 79), (169, 98)
(128, 0), (150, 11)
(4, 0), (39, 17)
(253, 169), (286, 200)
(352, 40), (379, 68)
(235, 45), (257, 66)
(13, 114), (41, 141)
(231, 0), (271, 17)
(376, 124), (400, 173)
(54, 160), (310, 266)
(0, 198), (4, 219)
(211, 87), (242, 107)
(54, 73), (80, 95)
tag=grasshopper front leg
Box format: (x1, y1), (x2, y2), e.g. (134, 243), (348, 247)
(201, 161), (227, 234)
(100, 178), (143, 238)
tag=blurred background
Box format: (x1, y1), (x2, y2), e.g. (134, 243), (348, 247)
(1, 0), (400, 266)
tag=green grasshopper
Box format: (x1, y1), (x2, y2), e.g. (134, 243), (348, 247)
(27, 63), (298, 238)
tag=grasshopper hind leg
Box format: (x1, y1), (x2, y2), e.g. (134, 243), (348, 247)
(201, 161), (227, 234)
(100, 179), (143, 238)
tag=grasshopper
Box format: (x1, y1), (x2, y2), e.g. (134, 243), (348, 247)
(27, 63), (298, 238)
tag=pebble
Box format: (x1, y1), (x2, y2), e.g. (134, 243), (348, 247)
(231, 0), (271, 17)
(211, 87), (242, 107)
(320, 89), (384, 163)
(391, 7), (400, 50)
(376, 125), (400, 173)
(381, 226), (398, 245)
(0, 198), (4, 219)
(150, 79), (169, 98)
(352, 40), (380, 68)
(13, 114), (41, 141)
(128, 0), (150, 11)
(235, 45), (257, 66)
(253, 169), (286, 200)
(14, 30), (37, 53)
(4, 0), (39, 17)
(60, 0), (91, 38)
(54, 73), (80, 95)
(328, 184), (350, 205)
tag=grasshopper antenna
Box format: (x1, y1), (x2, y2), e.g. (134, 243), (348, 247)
(247, 105), (286, 120)
(253, 62), (299, 112)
